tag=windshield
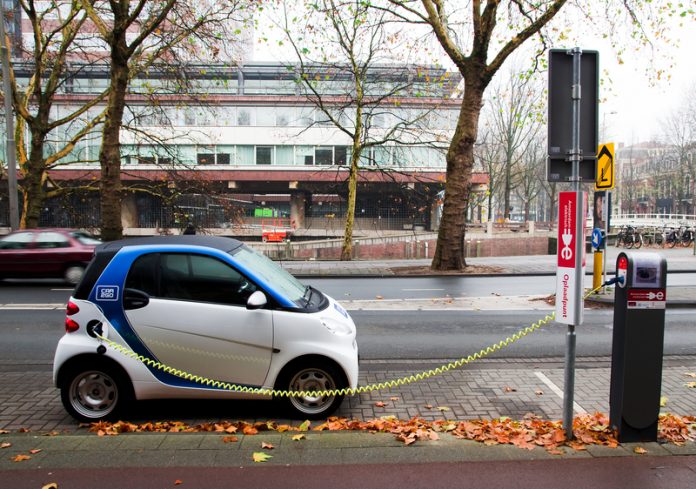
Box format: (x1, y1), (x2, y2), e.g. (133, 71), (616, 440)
(231, 246), (306, 303)
(70, 231), (101, 245)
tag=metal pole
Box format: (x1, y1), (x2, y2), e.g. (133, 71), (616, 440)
(603, 190), (610, 291)
(563, 46), (584, 440)
(0, 0), (18, 230)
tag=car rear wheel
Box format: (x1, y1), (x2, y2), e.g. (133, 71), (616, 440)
(275, 360), (346, 419)
(60, 361), (131, 422)
(63, 265), (85, 285)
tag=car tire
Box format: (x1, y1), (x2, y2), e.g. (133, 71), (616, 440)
(60, 359), (132, 422)
(275, 359), (346, 420)
(63, 264), (85, 285)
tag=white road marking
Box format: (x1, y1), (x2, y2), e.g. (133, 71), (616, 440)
(0, 304), (65, 310)
(401, 288), (446, 291)
(534, 371), (587, 414)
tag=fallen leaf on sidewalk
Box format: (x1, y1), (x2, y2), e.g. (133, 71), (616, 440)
(12, 454), (31, 462)
(252, 452), (272, 463)
(174, 480), (183, 485)
(504, 386), (517, 393)
(424, 404), (433, 409)
(261, 442), (274, 449)
(660, 396), (668, 407)
(292, 434), (305, 441)
(222, 436), (238, 443)
(685, 372), (696, 378)
(0, 430), (8, 434)
(242, 426), (258, 435)
(390, 397), (400, 401)
(375, 295), (383, 300)
(685, 382), (696, 388)
(634, 447), (647, 454)
(375, 401), (387, 407)
(0, 442), (11, 449)
(535, 390), (544, 396)
(17, 428), (30, 433)
(436, 406), (450, 412)
(41, 483), (58, 489)
(298, 420), (311, 432)
(29, 449), (42, 454)
(42, 431), (60, 437)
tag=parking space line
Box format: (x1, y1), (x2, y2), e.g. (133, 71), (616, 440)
(534, 371), (587, 414)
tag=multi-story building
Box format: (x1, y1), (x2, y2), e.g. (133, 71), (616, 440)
(619, 142), (694, 216)
(0, 1), (488, 236)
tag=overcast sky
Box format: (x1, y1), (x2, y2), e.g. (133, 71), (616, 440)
(252, 7), (695, 148)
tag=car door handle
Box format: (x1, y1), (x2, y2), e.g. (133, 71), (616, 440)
(124, 288), (150, 310)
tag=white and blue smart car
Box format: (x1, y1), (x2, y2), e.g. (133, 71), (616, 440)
(53, 236), (358, 421)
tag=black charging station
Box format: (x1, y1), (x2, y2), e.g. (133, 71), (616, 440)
(609, 252), (668, 442)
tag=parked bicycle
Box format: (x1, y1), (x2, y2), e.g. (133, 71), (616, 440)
(616, 225), (642, 249)
(679, 225), (694, 247)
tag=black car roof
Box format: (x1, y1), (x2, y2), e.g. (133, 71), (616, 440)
(95, 235), (244, 254)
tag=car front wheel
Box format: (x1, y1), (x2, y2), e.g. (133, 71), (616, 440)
(275, 360), (346, 420)
(60, 361), (131, 422)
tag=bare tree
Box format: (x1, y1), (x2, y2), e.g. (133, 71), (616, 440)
(515, 136), (544, 221)
(79, 0), (247, 240)
(487, 67), (543, 220)
(383, 0), (677, 270)
(4, 1), (108, 228)
(280, 0), (451, 259)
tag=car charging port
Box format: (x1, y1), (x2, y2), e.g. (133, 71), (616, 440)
(86, 320), (103, 338)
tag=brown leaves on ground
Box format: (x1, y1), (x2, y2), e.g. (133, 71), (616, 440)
(86, 412), (696, 452)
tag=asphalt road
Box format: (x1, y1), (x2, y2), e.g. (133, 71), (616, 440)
(9, 309), (696, 363)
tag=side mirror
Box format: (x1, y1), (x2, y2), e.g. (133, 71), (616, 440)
(246, 290), (267, 310)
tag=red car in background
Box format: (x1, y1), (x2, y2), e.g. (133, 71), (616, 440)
(0, 229), (100, 284)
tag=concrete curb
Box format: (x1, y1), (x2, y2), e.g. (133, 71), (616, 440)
(1, 431), (694, 470)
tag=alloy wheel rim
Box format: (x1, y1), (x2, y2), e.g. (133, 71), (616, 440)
(288, 368), (336, 415)
(70, 371), (118, 419)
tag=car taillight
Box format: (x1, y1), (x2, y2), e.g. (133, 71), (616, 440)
(66, 301), (79, 316)
(65, 318), (79, 333)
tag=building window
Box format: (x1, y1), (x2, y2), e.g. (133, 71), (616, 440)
(197, 153), (215, 165)
(315, 146), (333, 165)
(256, 146), (273, 165)
(256, 108), (275, 126)
(277, 107), (294, 126)
(238, 108), (253, 126)
(296, 146), (314, 165)
(334, 146), (349, 166)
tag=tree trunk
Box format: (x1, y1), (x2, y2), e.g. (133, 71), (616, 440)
(431, 80), (485, 270)
(340, 143), (361, 261)
(99, 48), (129, 241)
(20, 130), (48, 229)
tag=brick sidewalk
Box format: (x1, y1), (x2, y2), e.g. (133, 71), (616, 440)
(3, 357), (695, 432)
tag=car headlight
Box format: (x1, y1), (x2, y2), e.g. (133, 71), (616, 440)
(320, 317), (353, 336)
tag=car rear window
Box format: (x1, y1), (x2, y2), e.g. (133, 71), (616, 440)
(73, 251), (115, 299)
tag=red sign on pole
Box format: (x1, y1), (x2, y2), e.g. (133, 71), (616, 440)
(556, 191), (587, 325)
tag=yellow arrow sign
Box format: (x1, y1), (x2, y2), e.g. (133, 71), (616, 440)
(595, 143), (615, 190)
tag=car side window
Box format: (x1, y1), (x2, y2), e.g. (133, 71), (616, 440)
(159, 253), (257, 306)
(0, 232), (34, 249)
(125, 253), (159, 297)
(36, 232), (70, 249)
